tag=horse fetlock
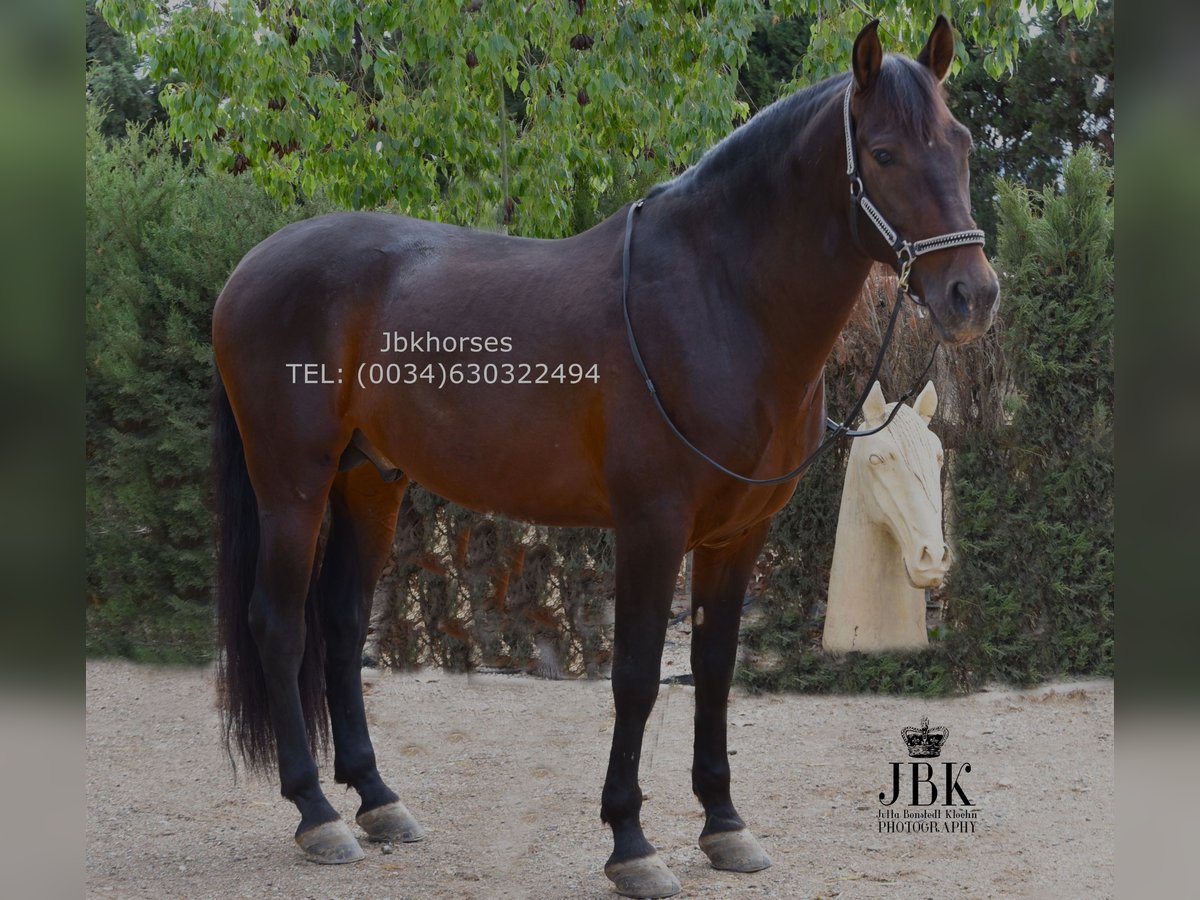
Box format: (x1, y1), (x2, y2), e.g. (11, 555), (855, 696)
(280, 767), (325, 801)
(698, 807), (744, 836)
(600, 783), (645, 828)
(332, 752), (384, 789)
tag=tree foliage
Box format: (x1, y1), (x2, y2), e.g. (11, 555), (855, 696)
(736, 10), (812, 114)
(949, 0), (1113, 249)
(97, 0), (1095, 236)
(86, 0), (166, 138)
(85, 108), (329, 660)
(948, 148), (1114, 683)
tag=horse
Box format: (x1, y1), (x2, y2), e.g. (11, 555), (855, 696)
(823, 381), (948, 654)
(210, 16), (998, 898)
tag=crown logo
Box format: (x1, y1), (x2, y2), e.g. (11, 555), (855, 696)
(901, 717), (949, 758)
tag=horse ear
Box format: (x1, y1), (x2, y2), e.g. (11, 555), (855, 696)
(913, 381), (938, 422)
(917, 14), (955, 83)
(852, 19), (883, 91)
(863, 381), (887, 424)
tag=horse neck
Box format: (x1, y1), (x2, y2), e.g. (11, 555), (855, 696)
(831, 459), (921, 609)
(653, 87), (872, 385)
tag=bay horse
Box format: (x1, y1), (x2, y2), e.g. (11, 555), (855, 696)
(212, 17), (998, 898)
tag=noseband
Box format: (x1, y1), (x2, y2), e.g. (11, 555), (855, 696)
(842, 82), (985, 299)
(619, 78), (985, 486)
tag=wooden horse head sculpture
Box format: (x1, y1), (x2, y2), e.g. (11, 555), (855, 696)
(823, 381), (947, 653)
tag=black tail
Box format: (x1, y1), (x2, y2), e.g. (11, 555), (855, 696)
(213, 375), (329, 772)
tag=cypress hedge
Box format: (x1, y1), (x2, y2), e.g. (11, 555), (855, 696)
(85, 110), (329, 660)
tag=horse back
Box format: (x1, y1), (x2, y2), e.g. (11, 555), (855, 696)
(212, 211), (627, 525)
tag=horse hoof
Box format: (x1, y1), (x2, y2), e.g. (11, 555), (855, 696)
(356, 800), (425, 843)
(604, 853), (682, 898)
(296, 819), (366, 864)
(698, 828), (772, 873)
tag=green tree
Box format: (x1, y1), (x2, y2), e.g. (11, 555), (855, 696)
(97, 0), (1095, 236)
(947, 149), (1114, 683)
(86, 0), (165, 137)
(949, 0), (1114, 249)
(737, 11), (811, 114)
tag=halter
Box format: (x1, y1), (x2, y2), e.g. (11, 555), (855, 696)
(842, 81), (984, 299)
(618, 78), (984, 486)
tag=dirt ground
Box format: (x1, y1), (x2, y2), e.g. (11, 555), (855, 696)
(86, 655), (1112, 900)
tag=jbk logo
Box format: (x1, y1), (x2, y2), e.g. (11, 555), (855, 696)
(878, 717), (974, 807)
(879, 761), (973, 807)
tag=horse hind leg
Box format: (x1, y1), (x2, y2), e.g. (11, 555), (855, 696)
(691, 524), (772, 874)
(320, 466), (424, 844)
(601, 513), (688, 899)
(247, 489), (366, 863)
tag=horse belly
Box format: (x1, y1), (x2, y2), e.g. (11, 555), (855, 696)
(356, 383), (614, 528)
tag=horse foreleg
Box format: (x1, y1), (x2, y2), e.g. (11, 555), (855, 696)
(321, 469), (424, 844)
(249, 497), (364, 863)
(691, 522), (773, 873)
(601, 517), (687, 899)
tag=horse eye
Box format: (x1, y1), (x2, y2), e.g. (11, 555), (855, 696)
(869, 453), (885, 466)
(872, 149), (894, 166)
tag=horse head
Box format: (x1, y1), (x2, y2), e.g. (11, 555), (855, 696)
(848, 17), (999, 345)
(851, 381), (948, 588)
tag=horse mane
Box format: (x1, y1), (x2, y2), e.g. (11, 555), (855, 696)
(646, 56), (945, 202)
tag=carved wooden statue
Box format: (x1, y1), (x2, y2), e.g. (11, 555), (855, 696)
(823, 382), (948, 653)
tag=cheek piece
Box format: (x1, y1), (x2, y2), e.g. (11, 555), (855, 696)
(843, 82), (984, 301)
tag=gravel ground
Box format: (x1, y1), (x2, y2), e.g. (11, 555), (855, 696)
(86, 658), (1112, 899)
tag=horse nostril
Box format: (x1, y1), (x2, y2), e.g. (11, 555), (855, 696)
(920, 546), (935, 566)
(941, 545), (950, 564)
(951, 281), (973, 318)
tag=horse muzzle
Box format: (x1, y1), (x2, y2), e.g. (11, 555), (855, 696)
(904, 541), (950, 589)
(921, 262), (1000, 346)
